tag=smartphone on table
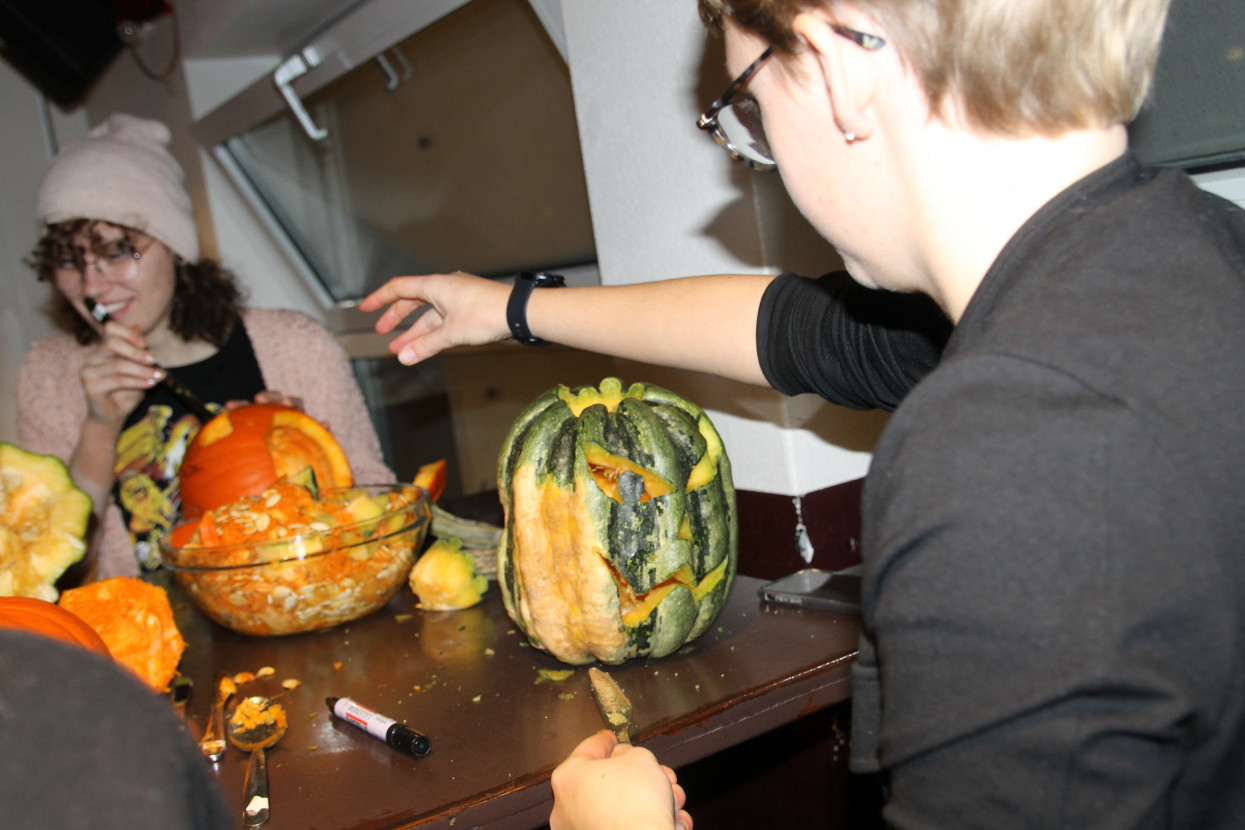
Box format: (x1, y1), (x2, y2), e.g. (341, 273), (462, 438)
(758, 568), (862, 615)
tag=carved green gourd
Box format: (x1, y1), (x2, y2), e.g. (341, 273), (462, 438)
(497, 378), (737, 665)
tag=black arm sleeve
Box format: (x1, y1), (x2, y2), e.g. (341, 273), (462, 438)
(757, 271), (952, 411)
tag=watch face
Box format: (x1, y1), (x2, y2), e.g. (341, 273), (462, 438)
(522, 271), (566, 287)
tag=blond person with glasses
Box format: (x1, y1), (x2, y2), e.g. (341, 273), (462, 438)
(19, 114), (393, 580)
(363, 1), (1245, 827)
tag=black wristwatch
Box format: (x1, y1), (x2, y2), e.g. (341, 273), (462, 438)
(507, 271), (566, 346)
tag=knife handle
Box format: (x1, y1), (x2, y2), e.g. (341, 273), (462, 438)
(242, 745), (271, 826)
(157, 371), (216, 423)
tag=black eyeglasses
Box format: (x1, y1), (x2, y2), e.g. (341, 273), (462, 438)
(696, 23), (886, 171)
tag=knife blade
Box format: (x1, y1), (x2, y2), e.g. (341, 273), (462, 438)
(588, 667), (635, 744)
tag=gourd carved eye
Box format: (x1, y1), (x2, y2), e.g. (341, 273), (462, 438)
(584, 444), (674, 505)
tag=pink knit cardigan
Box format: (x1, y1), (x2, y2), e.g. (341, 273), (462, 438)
(16, 307), (395, 579)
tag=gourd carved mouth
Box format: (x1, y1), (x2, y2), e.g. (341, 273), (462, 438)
(602, 554), (730, 628)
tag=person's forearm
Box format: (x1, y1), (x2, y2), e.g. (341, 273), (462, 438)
(525, 273), (776, 386)
(69, 418), (123, 521)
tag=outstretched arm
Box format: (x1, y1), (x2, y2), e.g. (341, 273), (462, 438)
(359, 271), (775, 387)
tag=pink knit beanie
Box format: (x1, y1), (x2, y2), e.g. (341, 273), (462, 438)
(35, 112), (200, 261)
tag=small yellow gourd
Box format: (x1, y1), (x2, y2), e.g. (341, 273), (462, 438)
(409, 537), (487, 610)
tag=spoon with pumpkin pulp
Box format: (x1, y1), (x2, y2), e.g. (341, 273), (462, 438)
(199, 673), (236, 760)
(227, 695), (288, 827)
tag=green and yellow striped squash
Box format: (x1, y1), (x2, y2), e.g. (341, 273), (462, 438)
(1, 442), (92, 601)
(497, 378), (737, 665)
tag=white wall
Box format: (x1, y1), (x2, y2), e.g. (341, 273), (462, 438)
(1196, 168), (1245, 210)
(561, 0), (880, 495)
(0, 70), (86, 445)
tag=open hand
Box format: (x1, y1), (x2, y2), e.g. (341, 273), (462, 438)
(359, 271), (512, 365)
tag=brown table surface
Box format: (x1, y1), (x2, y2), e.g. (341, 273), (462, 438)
(171, 573), (860, 830)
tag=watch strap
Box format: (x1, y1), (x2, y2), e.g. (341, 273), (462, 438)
(507, 271), (566, 346)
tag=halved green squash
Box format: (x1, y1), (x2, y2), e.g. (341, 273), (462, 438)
(0, 443), (92, 601)
(497, 378), (737, 665)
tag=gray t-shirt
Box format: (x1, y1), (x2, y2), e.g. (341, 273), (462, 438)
(0, 630), (232, 828)
(759, 154), (1245, 829)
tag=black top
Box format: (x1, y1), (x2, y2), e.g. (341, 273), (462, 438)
(758, 271), (950, 411)
(111, 319), (266, 570)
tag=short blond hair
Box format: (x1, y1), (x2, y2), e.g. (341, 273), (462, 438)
(699, 0), (1172, 136)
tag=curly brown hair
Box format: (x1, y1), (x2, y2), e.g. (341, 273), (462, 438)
(29, 219), (246, 347)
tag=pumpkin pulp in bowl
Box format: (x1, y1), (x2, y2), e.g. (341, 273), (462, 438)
(158, 483), (430, 636)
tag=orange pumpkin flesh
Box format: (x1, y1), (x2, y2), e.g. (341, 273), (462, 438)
(0, 596), (112, 657)
(413, 459), (447, 502)
(167, 519), (198, 548)
(179, 403), (352, 519)
(58, 577), (185, 692)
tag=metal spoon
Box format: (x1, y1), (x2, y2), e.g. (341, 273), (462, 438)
(227, 696), (288, 828)
(199, 673), (237, 761)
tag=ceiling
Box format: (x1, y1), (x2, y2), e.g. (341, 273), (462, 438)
(174, 0), (370, 59)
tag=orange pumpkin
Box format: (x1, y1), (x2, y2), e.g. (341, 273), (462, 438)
(179, 403), (353, 519)
(0, 596), (112, 657)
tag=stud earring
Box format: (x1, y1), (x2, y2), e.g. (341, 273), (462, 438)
(844, 130), (856, 143)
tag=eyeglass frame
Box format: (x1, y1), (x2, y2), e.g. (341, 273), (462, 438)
(51, 233), (160, 283)
(696, 22), (887, 171)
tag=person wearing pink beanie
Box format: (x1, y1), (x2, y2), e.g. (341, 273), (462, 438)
(18, 113), (393, 580)
(36, 112), (201, 262)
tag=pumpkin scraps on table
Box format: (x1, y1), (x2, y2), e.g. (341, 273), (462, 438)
(409, 536), (488, 611)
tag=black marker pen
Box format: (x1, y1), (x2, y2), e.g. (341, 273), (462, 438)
(326, 697), (432, 758)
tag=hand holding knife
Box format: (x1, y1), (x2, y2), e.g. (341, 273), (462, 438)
(84, 298), (216, 423)
(559, 669), (693, 830)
